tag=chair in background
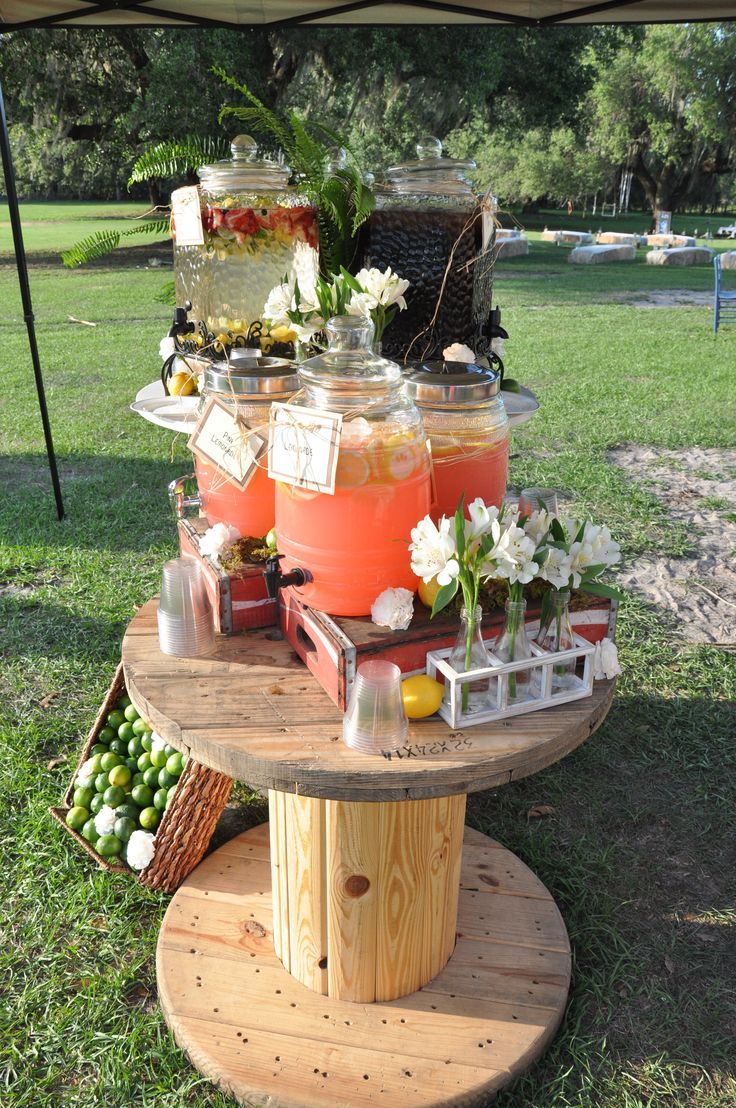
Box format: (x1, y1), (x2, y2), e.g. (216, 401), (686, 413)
(713, 254), (736, 333)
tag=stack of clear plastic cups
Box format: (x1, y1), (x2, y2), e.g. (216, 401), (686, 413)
(157, 556), (215, 657)
(518, 487), (558, 517)
(342, 660), (408, 755)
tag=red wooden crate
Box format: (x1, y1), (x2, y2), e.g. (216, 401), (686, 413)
(178, 517), (277, 633)
(279, 588), (616, 710)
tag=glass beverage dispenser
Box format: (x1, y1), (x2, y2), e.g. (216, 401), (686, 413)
(173, 135), (319, 337)
(275, 317), (432, 617)
(359, 137), (493, 361)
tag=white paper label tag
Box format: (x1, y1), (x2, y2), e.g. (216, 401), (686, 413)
(268, 403), (342, 495)
(188, 397), (265, 491)
(171, 185), (204, 246)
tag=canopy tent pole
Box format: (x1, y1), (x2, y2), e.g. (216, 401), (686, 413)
(0, 78), (64, 521)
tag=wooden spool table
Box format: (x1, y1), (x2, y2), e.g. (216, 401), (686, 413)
(123, 598), (614, 1107)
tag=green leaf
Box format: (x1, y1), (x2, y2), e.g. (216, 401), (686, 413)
(431, 578), (459, 618)
(501, 378), (522, 393)
(60, 219), (170, 268)
(454, 498), (466, 561)
(550, 518), (567, 543)
(579, 581), (626, 600)
(340, 266), (364, 294)
(128, 136), (229, 186)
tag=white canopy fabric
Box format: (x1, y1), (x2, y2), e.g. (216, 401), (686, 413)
(2, 0), (736, 28)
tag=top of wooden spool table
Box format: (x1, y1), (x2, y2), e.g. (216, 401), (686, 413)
(123, 598), (614, 802)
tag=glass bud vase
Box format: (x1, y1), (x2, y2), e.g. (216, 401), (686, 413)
(536, 587), (577, 690)
(446, 605), (490, 715)
(492, 598), (534, 706)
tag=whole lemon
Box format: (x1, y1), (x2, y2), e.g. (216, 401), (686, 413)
(418, 576), (443, 610)
(168, 371), (195, 397)
(401, 675), (444, 720)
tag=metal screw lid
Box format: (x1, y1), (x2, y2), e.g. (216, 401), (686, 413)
(403, 360), (500, 405)
(204, 351), (299, 398)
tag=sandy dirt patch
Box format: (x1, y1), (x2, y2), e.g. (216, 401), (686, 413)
(609, 445), (736, 645)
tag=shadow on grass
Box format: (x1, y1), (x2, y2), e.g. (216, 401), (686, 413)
(0, 450), (186, 555)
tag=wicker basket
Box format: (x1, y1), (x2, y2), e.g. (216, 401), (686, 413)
(52, 662), (233, 894)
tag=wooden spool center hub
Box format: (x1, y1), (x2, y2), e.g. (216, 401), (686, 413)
(268, 791), (467, 1002)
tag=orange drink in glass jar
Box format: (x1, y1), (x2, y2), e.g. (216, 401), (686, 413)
(404, 360), (509, 519)
(275, 317), (432, 617)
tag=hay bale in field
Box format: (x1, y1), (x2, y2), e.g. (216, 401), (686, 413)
(646, 247), (714, 266)
(569, 244), (636, 264)
(643, 234), (697, 248)
(495, 228), (521, 240)
(596, 231), (641, 246)
(718, 251), (736, 270)
(496, 236), (529, 259)
(541, 229), (593, 245)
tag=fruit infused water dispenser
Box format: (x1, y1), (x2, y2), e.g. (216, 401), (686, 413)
(404, 359), (509, 519)
(275, 317), (432, 617)
(190, 351), (298, 538)
(173, 135), (319, 335)
(360, 137), (492, 361)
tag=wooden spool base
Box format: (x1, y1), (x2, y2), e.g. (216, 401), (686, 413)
(157, 823), (571, 1107)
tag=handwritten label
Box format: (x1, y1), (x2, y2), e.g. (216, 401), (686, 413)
(268, 403), (342, 495)
(188, 397), (265, 490)
(171, 185), (204, 246)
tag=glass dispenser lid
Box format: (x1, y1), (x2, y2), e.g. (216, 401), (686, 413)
(404, 359), (500, 405)
(299, 316), (403, 389)
(198, 135), (292, 193)
(384, 136), (476, 196)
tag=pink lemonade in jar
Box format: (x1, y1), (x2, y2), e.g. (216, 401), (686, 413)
(430, 434), (509, 519)
(194, 455), (275, 538)
(277, 425), (431, 617)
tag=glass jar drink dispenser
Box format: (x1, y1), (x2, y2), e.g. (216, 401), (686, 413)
(275, 317), (432, 618)
(359, 137), (493, 361)
(403, 360), (509, 520)
(188, 351), (299, 538)
(173, 135), (319, 336)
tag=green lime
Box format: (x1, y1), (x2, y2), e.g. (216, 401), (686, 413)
(164, 744), (177, 758)
(137, 752), (152, 772)
(108, 764), (132, 789)
(107, 710), (125, 730)
(86, 753), (103, 775)
(166, 752), (184, 778)
(139, 806), (160, 831)
(103, 785), (125, 808)
(143, 766), (160, 789)
(131, 784), (154, 809)
(98, 727), (115, 744)
(117, 721), (135, 744)
(125, 757), (139, 772)
(95, 772), (109, 793)
(164, 786), (176, 809)
(74, 786), (95, 810)
(158, 768), (177, 789)
(132, 717), (149, 737)
(90, 794), (105, 815)
(153, 787), (168, 811)
(150, 747), (168, 769)
(132, 772), (145, 787)
(114, 816), (137, 843)
(109, 737), (128, 756)
(123, 704), (140, 723)
(100, 751), (122, 772)
(115, 802), (140, 822)
(96, 834), (123, 857)
(66, 805), (89, 831)
(117, 694), (132, 709)
(141, 733), (154, 752)
(81, 818), (99, 843)
(90, 743), (108, 757)
(127, 736), (144, 758)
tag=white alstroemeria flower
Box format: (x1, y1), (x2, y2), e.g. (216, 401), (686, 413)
(263, 280), (294, 327)
(541, 546), (573, 589)
(582, 522), (621, 568)
(568, 541), (597, 588)
(199, 523), (240, 566)
(126, 830), (156, 871)
(409, 516), (460, 587)
(484, 522), (538, 585)
(464, 498), (501, 547)
(443, 342), (476, 363)
(94, 805), (117, 837)
(293, 318), (324, 342)
(353, 266), (409, 310)
(371, 587), (415, 631)
(523, 509), (551, 548)
(346, 291), (377, 318)
(593, 638), (622, 680)
(159, 336), (176, 360)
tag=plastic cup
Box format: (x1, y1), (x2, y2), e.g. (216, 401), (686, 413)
(518, 487), (558, 517)
(157, 557), (215, 656)
(342, 660), (408, 755)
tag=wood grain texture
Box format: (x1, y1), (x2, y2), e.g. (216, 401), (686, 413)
(157, 822), (570, 1107)
(123, 598), (615, 803)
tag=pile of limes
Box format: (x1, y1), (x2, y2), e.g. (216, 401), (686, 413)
(65, 691), (186, 863)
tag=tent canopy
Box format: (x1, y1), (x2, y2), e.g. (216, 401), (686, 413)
(2, 0), (736, 29)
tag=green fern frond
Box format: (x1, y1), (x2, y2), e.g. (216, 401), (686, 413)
(213, 67), (293, 155)
(61, 218), (170, 268)
(128, 136), (229, 187)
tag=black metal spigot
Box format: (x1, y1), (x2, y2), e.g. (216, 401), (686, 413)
(168, 302), (196, 339)
(264, 554), (309, 599)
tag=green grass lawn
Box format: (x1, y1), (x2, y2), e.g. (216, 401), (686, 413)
(1, 207), (735, 1107)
